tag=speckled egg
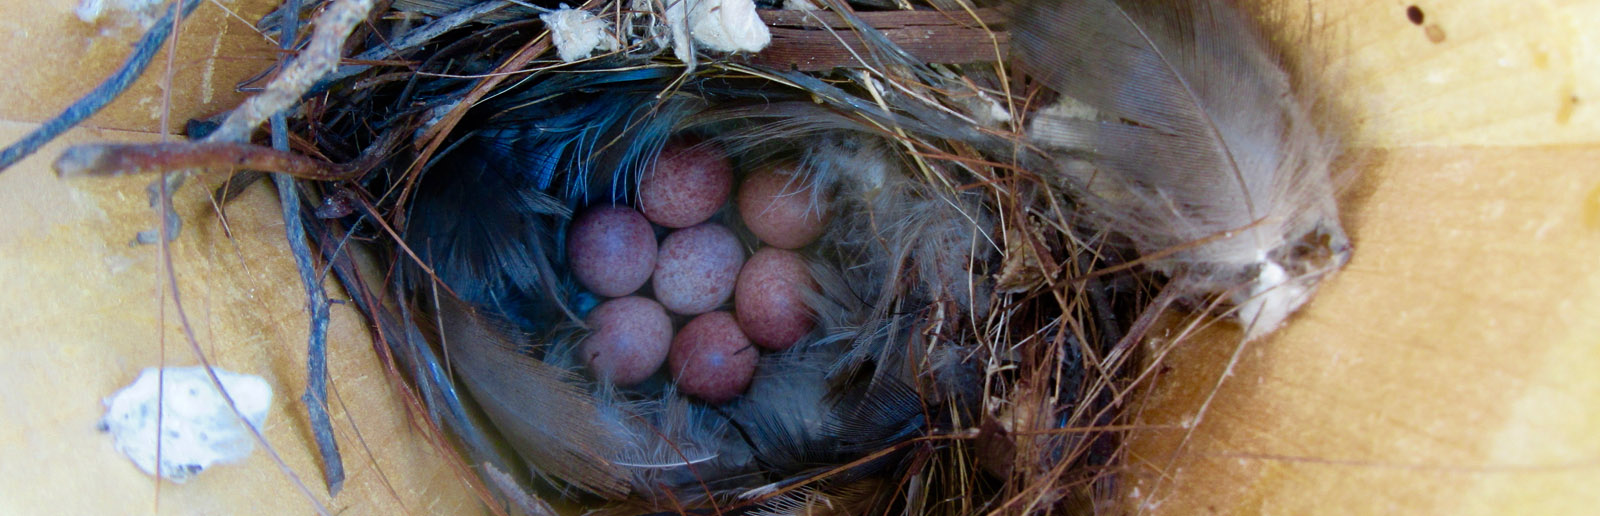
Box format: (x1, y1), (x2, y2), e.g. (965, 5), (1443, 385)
(582, 296), (673, 386)
(639, 140), (734, 228)
(735, 247), (816, 350)
(653, 223), (744, 315)
(668, 311), (758, 404)
(737, 163), (829, 249)
(568, 205), (656, 297)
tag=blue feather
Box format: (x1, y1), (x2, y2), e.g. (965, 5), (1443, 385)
(405, 66), (703, 328)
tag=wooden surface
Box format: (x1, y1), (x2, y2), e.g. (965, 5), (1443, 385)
(744, 9), (1010, 71)
(1126, 0), (1600, 514)
(0, 0), (1594, 515)
(0, 0), (482, 514)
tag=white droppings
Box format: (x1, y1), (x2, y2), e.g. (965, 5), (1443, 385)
(100, 366), (273, 482)
(201, 27), (228, 106)
(103, 254), (136, 275)
(1235, 260), (1312, 342)
(1533, 216), (1559, 239)
(1483, 199), (1506, 220)
(76, 0), (163, 28)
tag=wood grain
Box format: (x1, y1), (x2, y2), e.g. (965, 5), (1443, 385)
(1125, 0), (1600, 514)
(0, 0), (1593, 515)
(0, 1), (483, 514)
(744, 8), (1009, 70)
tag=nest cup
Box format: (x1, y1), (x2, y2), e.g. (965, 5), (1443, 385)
(6, 0), (1362, 512)
(389, 78), (1031, 511)
(6, 0), (1592, 512)
(277, 0), (1272, 512)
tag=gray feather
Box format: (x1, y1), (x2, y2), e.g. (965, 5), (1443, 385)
(1015, 0), (1350, 339)
(439, 300), (750, 503)
(436, 299), (632, 497)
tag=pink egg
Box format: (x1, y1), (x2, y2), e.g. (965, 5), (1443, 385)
(582, 296), (673, 386)
(735, 247), (817, 351)
(568, 206), (656, 297)
(737, 163), (829, 249)
(653, 223), (744, 315)
(669, 311), (758, 404)
(639, 140), (734, 228)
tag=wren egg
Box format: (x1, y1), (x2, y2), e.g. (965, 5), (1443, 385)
(653, 223), (744, 315)
(669, 311), (758, 404)
(568, 206), (657, 297)
(582, 296), (673, 387)
(639, 140), (733, 228)
(735, 247), (816, 351)
(738, 163), (829, 249)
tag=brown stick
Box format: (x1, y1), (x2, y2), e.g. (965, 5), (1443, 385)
(54, 141), (357, 181)
(206, 0), (380, 144)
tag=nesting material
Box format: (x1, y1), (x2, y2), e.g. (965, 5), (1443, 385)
(74, 0), (163, 29)
(540, 6), (619, 63)
(1016, 0), (1348, 341)
(658, 0), (771, 66)
(29, 0), (1354, 512)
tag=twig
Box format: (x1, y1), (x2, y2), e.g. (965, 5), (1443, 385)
(205, 0), (379, 144)
(274, 136), (346, 496)
(0, 0), (203, 174)
(322, 0), (516, 85)
(110, 0), (374, 244)
(53, 141), (357, 180)
(269, 0), (346, 496)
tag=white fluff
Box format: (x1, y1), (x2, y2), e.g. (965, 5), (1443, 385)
(659, 0), (771, 66)
(1034, 96), (1100, 122)
(541, 6), (619, 63)
(100, 366), (273, 482)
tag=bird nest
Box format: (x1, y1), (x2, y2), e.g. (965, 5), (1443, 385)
(19, 0), (1349, 514)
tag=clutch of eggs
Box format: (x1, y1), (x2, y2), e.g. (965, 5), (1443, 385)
(567, 140), (828, 403)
